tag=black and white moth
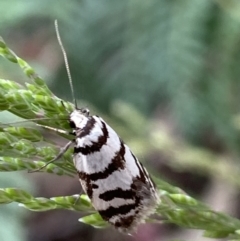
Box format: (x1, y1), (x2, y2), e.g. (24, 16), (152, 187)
(43, 21), (160, 233)
(70, 108), (159, 232)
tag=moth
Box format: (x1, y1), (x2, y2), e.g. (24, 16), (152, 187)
(40, 21), (160, 233)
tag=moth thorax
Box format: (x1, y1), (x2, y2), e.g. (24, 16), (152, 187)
(69, 109), (89, 129)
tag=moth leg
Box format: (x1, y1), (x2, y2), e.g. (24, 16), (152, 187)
(29, 140), (74, 173)
(36, 124), (69, 135)
(73, 190), (84, 206)
(37, 124), (75, 135)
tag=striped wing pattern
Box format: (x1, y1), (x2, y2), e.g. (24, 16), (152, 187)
(70, 109), (159, 232)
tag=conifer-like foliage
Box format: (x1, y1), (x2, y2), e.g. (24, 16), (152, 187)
(1, 34), (240, 240)
(1, 1), (240, 240)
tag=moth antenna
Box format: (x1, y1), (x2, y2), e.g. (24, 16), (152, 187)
(54, 20), (77, 108)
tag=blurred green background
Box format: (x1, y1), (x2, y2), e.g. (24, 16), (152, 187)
(1, 0), (240, 240)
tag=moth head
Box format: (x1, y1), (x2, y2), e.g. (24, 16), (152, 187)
(69, 108), (90, 129)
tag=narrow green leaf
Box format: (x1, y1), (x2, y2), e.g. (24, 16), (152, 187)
(20, 197), (57, 211)
(79, 213), (108, 229)
(0, 46), (17, 63)
(0, 189), (13, 203)
(0, 157), (34, 171)
(50, 194), (92, 211)
(3, 127), (42, 142)
(0, 36), (6, 48)
(204, 230), (232, 238)
(4, 188), (33, 202)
